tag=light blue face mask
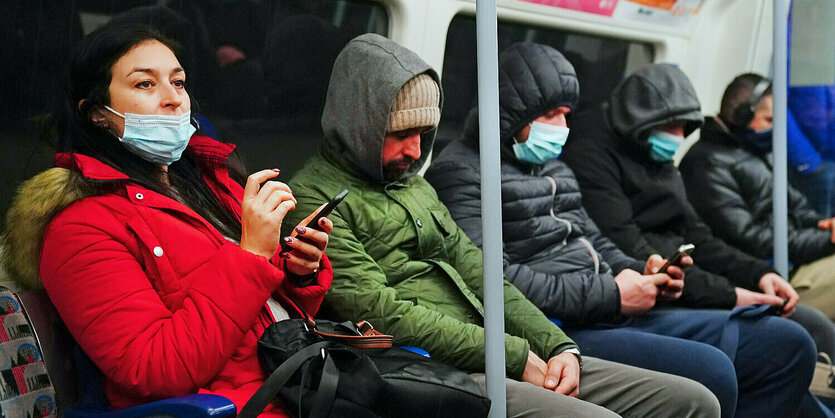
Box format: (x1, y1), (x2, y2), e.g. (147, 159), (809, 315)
(647, 130), (684, 163)
(512, 122), (570, 165)
(105, 106), (196, 166)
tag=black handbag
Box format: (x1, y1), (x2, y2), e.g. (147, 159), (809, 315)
(239, 301), (491, 418)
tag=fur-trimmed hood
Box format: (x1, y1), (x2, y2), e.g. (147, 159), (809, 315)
(2, 136), (234, 290)
(2, 167), (96, 289)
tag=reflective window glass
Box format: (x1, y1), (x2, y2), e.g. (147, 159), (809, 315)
(438, 15), (655, 152)
(0, 0), (387, 215)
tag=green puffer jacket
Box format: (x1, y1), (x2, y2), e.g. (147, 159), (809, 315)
(285, 34), (575, 379)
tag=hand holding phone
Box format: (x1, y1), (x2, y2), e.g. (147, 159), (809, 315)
(304, 189), (348, 231)
(658, 243), (695, 275)
(282, 189), (348, 253)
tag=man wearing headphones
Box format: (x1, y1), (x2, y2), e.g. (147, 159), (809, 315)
(680, 73), (835, 321)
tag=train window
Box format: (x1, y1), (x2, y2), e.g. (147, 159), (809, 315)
(0, 0), (388, 216)
(438, 15), (654, 152)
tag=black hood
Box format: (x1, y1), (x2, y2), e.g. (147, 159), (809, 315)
(606, 63), (703, 156)
(462, 42), (579, 162)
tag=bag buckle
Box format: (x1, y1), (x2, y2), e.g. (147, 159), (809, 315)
(355, 320), (375, 336)
(303, 317), (317, 332)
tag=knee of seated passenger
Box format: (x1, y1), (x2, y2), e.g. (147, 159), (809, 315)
(750, 317), (817, 374)
(666, 377), (722, 418)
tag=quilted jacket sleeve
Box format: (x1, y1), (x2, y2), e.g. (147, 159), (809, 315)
(39, 204), (297, 400)
(428, 158), (621, 327)
(428, 198), (578, 361)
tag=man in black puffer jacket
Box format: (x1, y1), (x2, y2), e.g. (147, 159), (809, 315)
(426, 43), (817, 418)
(680, 73), (835, 321)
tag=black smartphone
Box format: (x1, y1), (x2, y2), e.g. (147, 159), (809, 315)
(658, 243), (695, 275)
(305, 189), (349, 231)
(282, 189), (348, 253)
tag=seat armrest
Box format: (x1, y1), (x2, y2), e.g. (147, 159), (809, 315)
(65, 394), (236, 418)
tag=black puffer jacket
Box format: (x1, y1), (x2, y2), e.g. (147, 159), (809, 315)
(563, 64), (775, 309)
(680, 117), (834, 266)
(426, 43), (644, 326)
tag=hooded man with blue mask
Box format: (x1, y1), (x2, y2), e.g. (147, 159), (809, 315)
(426, 44), (827, 418)
(680, 73), (835, 323)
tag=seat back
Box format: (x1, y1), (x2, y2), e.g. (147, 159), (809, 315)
(17, 290), (76, 415)
(0, 288), (64, 417)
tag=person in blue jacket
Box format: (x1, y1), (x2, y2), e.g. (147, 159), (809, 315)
(787, 85), (835, 217)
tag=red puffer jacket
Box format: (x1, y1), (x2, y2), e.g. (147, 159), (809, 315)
(36, 136), (332, 416)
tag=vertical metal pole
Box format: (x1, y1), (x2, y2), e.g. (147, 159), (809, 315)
(476, 1), (507, 417)
(773, 0), (790, 278)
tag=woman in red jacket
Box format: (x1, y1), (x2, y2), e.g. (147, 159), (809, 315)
(2, 24), (332, 416)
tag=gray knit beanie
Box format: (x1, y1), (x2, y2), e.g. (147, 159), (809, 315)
(387, 73), (441, 133)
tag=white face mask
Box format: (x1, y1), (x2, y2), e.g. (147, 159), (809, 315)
(105, 106), (196, 165)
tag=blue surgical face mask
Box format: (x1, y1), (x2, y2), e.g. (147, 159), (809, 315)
(512, 122), (570, 165)
(105, 106), (196, 165)
(739, 127), (773, 154)
(647, 130), (684, 163)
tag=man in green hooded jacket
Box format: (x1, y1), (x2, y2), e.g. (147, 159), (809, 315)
(286, 33), (718, 417)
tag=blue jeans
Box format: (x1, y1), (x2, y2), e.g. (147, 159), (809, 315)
(789, 161), (835, 217)
(566, 308), (816, 418)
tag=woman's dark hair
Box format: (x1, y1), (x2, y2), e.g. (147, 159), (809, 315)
(52, 24), (242, 238)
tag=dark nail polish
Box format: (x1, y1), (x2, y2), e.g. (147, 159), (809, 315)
(296, 226), (306, 235)
(319, 218), (326, 225)
(279, 251), (289, 257)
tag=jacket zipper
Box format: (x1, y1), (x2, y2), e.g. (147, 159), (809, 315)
(545, 176), (599, 273)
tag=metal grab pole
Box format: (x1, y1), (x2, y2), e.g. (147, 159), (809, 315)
(476, 0), (507, 416)
(773, 0), (789, 278)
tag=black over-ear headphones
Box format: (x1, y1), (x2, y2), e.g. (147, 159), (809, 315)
(733, 78), (772, 128)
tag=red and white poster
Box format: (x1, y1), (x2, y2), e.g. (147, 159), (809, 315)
(613, 0), (705, 26)
(521, 0), (619, 17)
(520, 0), (705, 26)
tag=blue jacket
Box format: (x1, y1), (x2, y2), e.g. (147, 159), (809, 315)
(788, 85), (835, 173)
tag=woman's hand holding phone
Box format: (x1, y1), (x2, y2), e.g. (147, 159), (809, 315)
(282, 203), (334, 276)
(282, 188), (347, 276)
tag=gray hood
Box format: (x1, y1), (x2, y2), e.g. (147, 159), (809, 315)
(607, 63), (702, 153)
(321, 34), (442, 183)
